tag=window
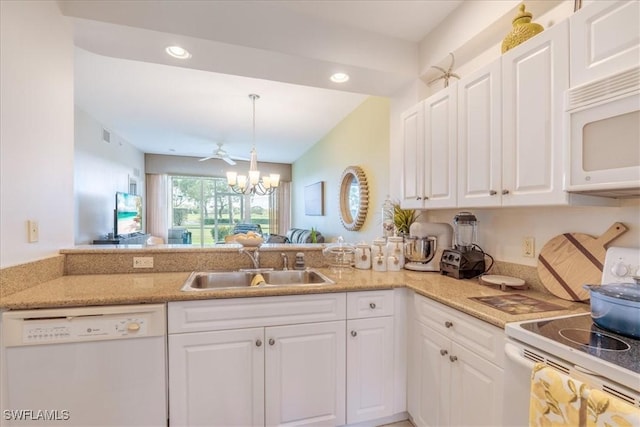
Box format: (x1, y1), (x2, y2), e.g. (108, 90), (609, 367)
(170, 176), (274, 245)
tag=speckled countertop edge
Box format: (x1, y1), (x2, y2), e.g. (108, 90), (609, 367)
(0, 268), (588, 328)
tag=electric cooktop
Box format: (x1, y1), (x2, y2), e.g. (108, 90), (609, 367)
(518, 313), (640, 374)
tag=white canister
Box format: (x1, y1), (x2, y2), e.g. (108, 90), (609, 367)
(386, 236), (404, 271)
(354, 242), (371, 270)
(371, 238), (387, 272)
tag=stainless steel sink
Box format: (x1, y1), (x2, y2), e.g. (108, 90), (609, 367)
(261, 270), (332, 286)
(181, 269), (334, 291)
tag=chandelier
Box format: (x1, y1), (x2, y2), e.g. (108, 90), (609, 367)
(226, 94), (280, 196)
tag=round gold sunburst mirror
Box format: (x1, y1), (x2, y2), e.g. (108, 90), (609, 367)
(338, 166), (369, 231)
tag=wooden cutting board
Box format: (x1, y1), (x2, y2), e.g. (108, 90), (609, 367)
(537, 222), (628, 301)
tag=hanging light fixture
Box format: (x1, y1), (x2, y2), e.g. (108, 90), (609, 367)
(226, 94), (280, 195)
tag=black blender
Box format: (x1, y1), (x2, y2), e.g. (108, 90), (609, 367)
(440, 212), (486, 279)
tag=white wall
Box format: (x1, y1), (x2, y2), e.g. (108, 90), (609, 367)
(292, 97), (390, 244)
(0, 1), (74, 268)
(424, 201), (640, 267)
(74, 108), (146, 244)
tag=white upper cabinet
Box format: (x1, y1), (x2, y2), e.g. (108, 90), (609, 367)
(457, 61), (502, 207)
(570, 0), (640, 87)
(400, 103), (425, 209)
(424, 85), (458, 208)
(501, 20), (570, 206)
(458, 20), (569, 207)
(400, 86), (457, 209)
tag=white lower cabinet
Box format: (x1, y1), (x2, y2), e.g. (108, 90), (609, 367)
(408, 294), (504, 427)
(265, 321), (346, 427)
(168, 294), (346, 427)
(169, 327), (265, 427)
(346, 290), (396, 424)
(168, 289), (505, 427)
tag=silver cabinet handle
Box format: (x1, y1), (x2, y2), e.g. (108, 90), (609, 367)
(256, 339), (262, 347)
(449, 355), (458, 362)
(369, 302), (376, 309)
(268, 338), (275, 346)
(351, 330), (357, 337)
(502, 189), (510, 195)
(445, 321), (453, 328)
(489, 190), (497, 195)
(440, 349), (448, 356)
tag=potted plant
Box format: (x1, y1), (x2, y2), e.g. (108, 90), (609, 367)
(393, 203), (416, 236)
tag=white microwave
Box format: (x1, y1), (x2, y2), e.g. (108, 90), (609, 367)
(565, 66), (640, 197)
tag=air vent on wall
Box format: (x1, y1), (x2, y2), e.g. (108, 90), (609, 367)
(102, 129), (111, 143)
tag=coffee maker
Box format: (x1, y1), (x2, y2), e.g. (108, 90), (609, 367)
(404, 222), (453, 271)
(440, 212), (486, 279)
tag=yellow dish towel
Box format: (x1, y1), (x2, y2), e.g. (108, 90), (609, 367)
(585, 388), (640, 427)
(529, 363), (587, 427)
(250, 274), (266, 287)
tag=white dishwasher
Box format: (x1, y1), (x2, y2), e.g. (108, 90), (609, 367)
(0, 304), (167, 427)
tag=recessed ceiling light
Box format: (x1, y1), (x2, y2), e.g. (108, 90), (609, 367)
(165, 46), (191, 59)
(330, 72), (350, 83)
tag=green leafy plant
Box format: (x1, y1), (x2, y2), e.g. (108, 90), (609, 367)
(393, 203), (416, 235)
(310, 227), (318, 244)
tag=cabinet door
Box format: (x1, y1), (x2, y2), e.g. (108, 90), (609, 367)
(346, 317), (394, 424)
(410, 322), (451, 427)
(265, 321), (346, 427)
(501, 20), (569, 206)
(169, 328), (265, 427)
(457, 61), (502, 207)
(423, 85), (458, 208)
(449, 342), (504, 427)
(401, 102), (425, 209)
(570, 0), (640, 86)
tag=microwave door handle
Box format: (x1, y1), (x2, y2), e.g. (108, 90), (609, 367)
(505, 342), (536, 370)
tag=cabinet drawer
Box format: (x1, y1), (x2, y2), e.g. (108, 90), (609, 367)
(347, 290), (394, 319)
(169, 293), (346, 334)
(414, 294), (504, 366)
(414, 293), (456, 336)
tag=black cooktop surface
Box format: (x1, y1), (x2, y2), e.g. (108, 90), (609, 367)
(519, 313), (640, 374)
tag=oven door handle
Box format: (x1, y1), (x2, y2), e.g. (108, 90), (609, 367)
(505, 342), (536, 370)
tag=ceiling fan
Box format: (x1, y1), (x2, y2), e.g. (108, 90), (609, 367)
(198, 142), (238, 165)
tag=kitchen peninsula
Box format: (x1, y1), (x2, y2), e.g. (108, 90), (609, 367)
(1, 244), (588, 326)
(1, 244), (590, 427)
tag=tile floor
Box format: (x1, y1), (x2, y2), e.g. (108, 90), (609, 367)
(379, 421), (414, 427)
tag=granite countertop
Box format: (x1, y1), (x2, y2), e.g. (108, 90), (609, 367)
(0, 268), (588, 328)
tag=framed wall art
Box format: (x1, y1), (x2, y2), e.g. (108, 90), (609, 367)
(304, 181), (324, 216)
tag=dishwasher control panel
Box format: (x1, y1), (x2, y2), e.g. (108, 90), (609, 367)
(1, 304), (166, 347)
(22, 315), (149, 343)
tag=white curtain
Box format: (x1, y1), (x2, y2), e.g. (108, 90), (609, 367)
(146, 174), (169, 242)
(271, 181), (291, 236)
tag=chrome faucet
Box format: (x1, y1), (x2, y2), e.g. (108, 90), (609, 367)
(240, 248), (260, 269)
(281, 253), (289, 271)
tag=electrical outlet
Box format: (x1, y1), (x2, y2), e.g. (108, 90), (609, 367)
(27, 220), (39, 243)
(522, 237), (535, 258)
(133, 257), (154, 268)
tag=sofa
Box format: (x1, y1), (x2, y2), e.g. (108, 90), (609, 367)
(266, 228), (324, 244)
